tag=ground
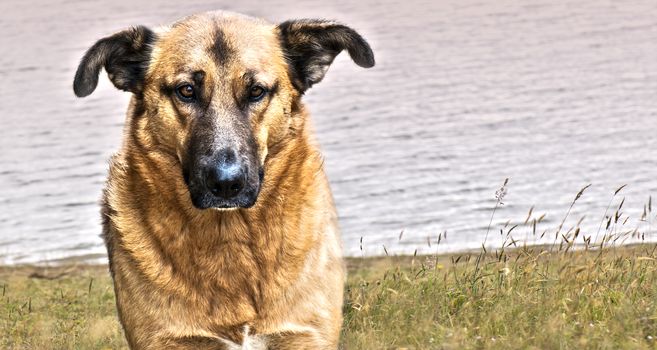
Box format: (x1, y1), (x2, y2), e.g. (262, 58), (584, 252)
(2, 244), (657, 349)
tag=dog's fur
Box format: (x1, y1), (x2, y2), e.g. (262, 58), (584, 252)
(73, 11), (374, 349)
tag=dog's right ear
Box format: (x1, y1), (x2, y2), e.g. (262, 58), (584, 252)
(73, 26), (156, 97)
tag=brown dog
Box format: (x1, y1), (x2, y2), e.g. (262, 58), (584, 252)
(73, 11), (374, 350)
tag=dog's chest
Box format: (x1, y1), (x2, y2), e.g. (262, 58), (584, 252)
(216, 325), (269, 350)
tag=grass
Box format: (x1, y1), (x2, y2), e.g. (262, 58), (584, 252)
(340, 183), (657, 349)
(0, 265), (124, 349)
(1, 184), (655, 349)
(1, 245), (656, 349)
(343, 245), (657, 349)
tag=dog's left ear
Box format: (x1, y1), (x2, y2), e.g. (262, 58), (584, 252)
(277, 19), (375, 92)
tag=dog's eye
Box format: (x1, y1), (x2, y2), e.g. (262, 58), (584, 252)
(248, 85), (267, 102)
(176, 84), (195, 101)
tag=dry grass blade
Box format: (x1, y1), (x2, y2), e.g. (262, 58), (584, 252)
(614, 184), (627, 196)
(552, 184), (591, 251)
(649, 196), (652, 213)
(484, 178), (509, 246)
(575, 184), (592, 201)
(595, 185), (626, 244)
(524, 206), (534, 225)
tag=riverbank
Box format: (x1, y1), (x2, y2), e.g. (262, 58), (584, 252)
(2, 244), (657, 349)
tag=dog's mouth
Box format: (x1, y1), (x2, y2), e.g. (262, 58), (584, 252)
(188, 183), (261, 210)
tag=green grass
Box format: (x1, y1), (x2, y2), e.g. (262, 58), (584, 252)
(2, 245), (657, 349)
(343, 245), (657, 349)
(0, 266), (124, 349)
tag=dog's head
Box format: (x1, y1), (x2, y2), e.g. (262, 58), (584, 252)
(73, 12), (374, 210)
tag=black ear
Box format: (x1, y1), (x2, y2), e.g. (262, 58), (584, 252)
(73, 26), (156, 97)
(277, 19), (375, 92)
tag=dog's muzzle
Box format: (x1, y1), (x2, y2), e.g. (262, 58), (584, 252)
(204, 157), (246, 200)
(187, 148), (262, 210)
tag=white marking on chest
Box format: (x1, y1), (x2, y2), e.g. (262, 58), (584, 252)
(218, 325), (268, 350)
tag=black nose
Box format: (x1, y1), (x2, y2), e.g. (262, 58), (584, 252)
(204, 150), (245, 200)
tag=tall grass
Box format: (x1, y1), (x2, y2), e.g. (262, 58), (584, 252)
(343, 244), (657, 349)
(343, 183), (657, 349)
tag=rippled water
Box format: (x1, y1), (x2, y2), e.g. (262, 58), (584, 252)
(1, 0), (656, 264)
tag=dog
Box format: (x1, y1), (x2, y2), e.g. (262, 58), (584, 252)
(73, 10), (374, 350)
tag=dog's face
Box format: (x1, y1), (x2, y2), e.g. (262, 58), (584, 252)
(146, 14), (294, 209)
(74, 12), (374, 210)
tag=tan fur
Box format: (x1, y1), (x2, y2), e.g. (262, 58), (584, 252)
(102, 13), (346, 349)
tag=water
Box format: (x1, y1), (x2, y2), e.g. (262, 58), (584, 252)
(1, 0), (656, 264)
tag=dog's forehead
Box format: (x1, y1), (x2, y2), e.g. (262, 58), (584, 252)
(152, 12), (281, 77)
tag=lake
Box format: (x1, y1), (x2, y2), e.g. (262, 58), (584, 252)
(1, 0), (656, 264)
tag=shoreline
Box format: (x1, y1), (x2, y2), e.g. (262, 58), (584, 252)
(3, 242), (655, 278)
